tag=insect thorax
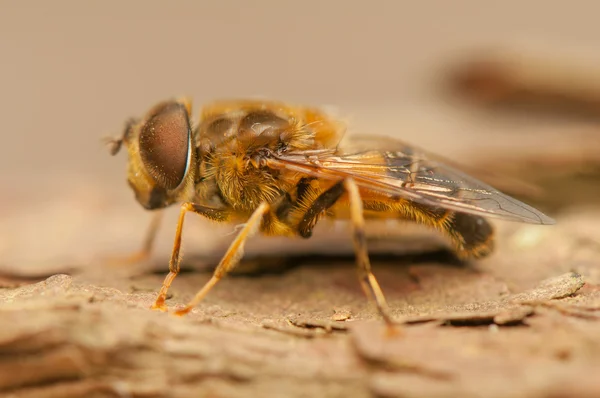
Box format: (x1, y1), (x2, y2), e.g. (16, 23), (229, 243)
(193, 105), (332, 213)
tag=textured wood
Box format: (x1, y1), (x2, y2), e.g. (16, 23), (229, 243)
(1, 187), (600, 397)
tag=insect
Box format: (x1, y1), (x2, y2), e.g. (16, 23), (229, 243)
(107, 98), (555, 325)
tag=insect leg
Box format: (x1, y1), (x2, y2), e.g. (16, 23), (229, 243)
(151, 203), (231, 312)
(296, 180), (344, 238)
(139, 210), (163, 258)
(344, 178), (395, 327)
(105, 210), (164, 266)
(173, 202), (270, 316)
(293, 179), (395, 326)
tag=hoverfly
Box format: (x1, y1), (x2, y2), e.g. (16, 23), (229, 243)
(108, 98), (554, 325)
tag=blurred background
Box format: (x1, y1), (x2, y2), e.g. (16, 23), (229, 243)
(1, 0), (599, 274)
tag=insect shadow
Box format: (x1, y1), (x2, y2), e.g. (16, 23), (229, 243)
(163, 247), (467, 279)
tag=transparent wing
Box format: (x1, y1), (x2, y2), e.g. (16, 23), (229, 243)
(268, 134), (555, 225)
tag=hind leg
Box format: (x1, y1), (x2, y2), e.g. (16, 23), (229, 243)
(343, 179), (395, 327)
(294, 179), (396, 327)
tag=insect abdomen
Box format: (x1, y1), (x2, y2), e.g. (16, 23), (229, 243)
(445, 212), (494, 259)
(361, 199), (495, 260)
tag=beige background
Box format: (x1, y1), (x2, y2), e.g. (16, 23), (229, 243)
(3, 1), (600, 178)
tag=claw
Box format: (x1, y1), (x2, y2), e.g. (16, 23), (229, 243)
(151, 297), (169, 312)
(384, 323), (403, 338)
(173, 307), (192, 316)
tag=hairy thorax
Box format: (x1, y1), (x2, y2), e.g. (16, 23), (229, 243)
(192, 101), (342, 214)
(210, 153), (287, 212)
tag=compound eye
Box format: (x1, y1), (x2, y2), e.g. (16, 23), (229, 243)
(139, 101), (191, 190)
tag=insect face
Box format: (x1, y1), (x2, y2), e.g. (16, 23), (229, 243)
(111, 99), (197, 210)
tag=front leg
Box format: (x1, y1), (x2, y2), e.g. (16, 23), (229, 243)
(151, 203), (231, 311)
(173, 202), (270, 315)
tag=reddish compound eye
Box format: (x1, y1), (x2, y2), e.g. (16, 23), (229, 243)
(139, 101), (191, 190)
